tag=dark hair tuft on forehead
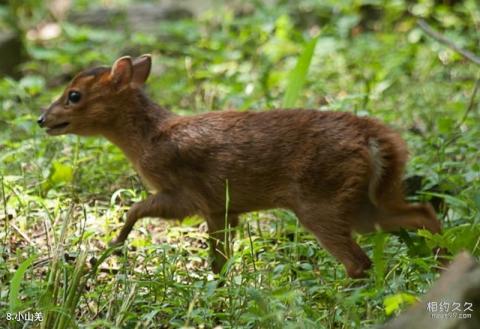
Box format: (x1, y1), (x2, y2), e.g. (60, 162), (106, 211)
(78, 66), (110, 78)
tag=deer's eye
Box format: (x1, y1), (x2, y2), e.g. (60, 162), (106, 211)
(68, 91), (82, 104)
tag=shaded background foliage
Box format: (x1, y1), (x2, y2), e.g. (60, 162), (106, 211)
(0, 0), (479, 328)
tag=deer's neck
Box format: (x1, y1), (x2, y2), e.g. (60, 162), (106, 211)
(102, 91), (173, 167)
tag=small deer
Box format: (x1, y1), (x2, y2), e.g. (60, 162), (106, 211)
(39, 55), (442, 278)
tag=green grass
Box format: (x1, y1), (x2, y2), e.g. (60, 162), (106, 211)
(1, 0), (480, 328)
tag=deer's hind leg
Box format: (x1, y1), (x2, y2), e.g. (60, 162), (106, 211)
(366, 143), (442, 236)
(373, 202), (442, 234)
(360, 178), (442, 235)
(351, 199), (441, 235)
(295, 203), (372, 278)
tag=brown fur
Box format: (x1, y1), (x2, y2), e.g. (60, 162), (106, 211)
(39, 55), (442, 278)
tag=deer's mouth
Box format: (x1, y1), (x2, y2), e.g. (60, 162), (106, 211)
(46, 122), (70, 135)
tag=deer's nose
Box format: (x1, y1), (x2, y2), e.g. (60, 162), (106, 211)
(37, 114), (46, 127)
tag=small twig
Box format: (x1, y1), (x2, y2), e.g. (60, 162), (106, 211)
(1, 176), (9, 247)
(33, 256), (52, 268)
(417, 19), (480, 66)
(10, 222), (35, 246)
(417, 19), (480, 144)
(442, 75), (480, 149)
(48, 252), (122, 274)
(98, 267), (120, 274)
(43, 219), (52, 258)
(457, 75), (480, 128)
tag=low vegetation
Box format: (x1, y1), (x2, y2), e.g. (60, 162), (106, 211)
(1, 0), (479, 328)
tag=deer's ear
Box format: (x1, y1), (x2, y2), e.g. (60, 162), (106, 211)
(110, 56), (133, 87)
(131, 54), (152, 87)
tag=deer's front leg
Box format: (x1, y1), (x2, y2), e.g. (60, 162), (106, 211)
(110, 191), (192, 246)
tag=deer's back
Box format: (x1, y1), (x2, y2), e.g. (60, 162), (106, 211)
(141, 109), (401, 214)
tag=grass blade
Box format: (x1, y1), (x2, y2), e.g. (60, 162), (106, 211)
(282, 36), (318, 108)
(56, 247), (88, 329)
(115, 283), (137, 327)
(9, 254), (37, 312)
(373, 233), (387, 288)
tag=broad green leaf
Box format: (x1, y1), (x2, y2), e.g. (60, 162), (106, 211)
(383, 293), (418, 316)
(282, 36), (318, 108)
(50, 161), (74, 185)
(9, 255), (37, 312)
